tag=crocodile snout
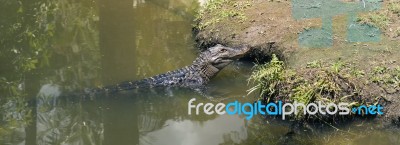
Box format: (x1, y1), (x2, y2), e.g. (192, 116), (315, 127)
(232, 45), (251, 59)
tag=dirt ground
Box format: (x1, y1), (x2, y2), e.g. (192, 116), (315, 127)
(194, 0), (400, 126)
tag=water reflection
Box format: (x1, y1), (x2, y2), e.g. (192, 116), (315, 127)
(36, 84), (104, 145)
(25, 0), (254, 144)
(99, 0), (199, 83)
(142, 115), (247, 145)
(33, 76), (254, 145)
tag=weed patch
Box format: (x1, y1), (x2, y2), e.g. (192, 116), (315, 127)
(248, 55), (392, 121)
(357, 1), (400, 30)
(195, 0), (251, 30)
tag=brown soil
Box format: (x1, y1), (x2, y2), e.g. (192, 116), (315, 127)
(195, 0), (319, 60)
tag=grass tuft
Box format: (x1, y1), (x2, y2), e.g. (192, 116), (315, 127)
(247, 55), (393, 121)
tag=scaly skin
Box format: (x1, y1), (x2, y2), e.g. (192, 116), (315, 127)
(90, 44), (250, 94)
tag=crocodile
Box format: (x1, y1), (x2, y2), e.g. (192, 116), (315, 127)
(89, 44), (251, 94)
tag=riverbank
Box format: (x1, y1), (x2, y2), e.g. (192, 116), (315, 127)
(194, 0), (400, 126)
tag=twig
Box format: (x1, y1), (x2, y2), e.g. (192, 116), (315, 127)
(362, 0), (366, 8)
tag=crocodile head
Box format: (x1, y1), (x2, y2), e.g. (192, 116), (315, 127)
(206, 44), (251, 69)
(192, 44), (251, 80)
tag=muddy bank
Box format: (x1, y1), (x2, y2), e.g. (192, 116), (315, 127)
(194, 0), (314, 60)
(194, 0), (400, 126)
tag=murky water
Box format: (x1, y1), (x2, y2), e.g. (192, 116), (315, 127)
(1, 0), (400, 145)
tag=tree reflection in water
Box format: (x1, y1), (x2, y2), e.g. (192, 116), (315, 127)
(0, 0), (223, 144)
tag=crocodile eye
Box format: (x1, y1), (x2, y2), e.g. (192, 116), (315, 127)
(220, 49), (227, 53)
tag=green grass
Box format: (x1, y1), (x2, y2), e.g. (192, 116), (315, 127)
(388, 1), (400, 16)
(247, 55), (394, 121)
(248, 54), (286, 100)
(370, 66), (400, 87)
(357, 11), (390, 29)
(396, 28), (400, 37)
(357, 1), (400, 30)
(195, 0), (251, 30)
